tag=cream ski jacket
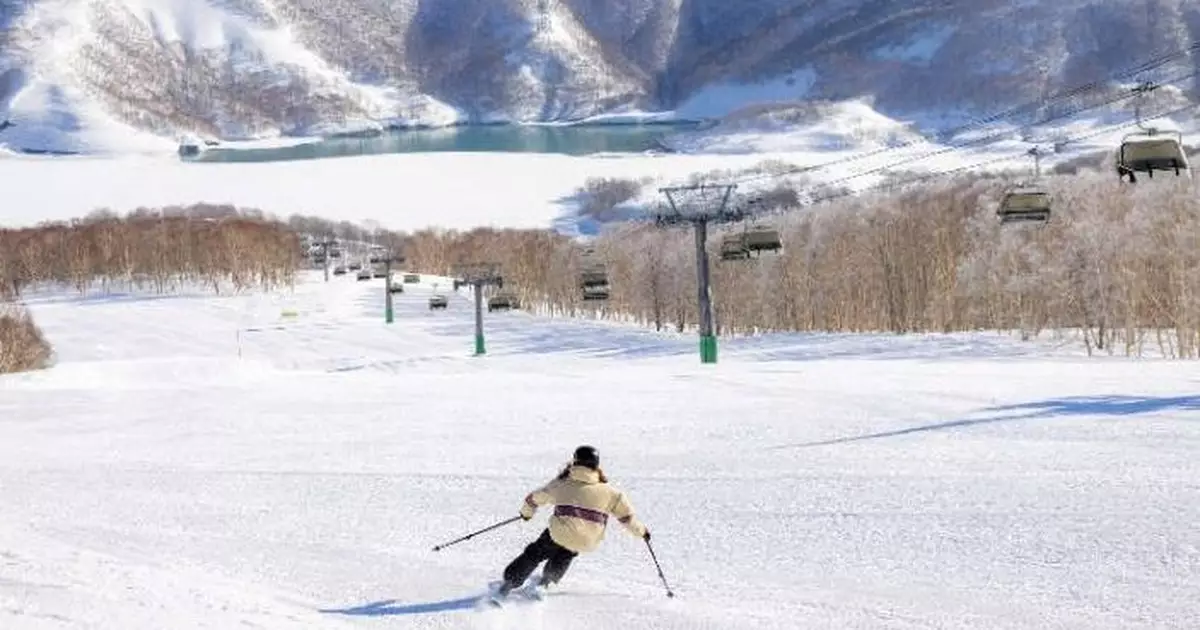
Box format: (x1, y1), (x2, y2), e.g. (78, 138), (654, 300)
(519, 465), (648, 553)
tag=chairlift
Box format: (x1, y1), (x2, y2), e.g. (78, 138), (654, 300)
(488, 293), (518, 312)
(1116, 82), (1191, 182)
(719, 234), (750, 261)
(998, 146), (1051, 225)
(998, 188), (1051, 224)
(743, 224), (783, 254)
(582, 285), (610, 301)
(1116, 129), (1190, 182)
(578, 250), (611, 301)
(579, 264), (609, 286)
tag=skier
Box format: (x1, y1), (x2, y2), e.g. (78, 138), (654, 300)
(492, 445), (650, 601)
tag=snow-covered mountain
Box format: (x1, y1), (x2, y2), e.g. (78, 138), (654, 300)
(1, 0), (1198, 152)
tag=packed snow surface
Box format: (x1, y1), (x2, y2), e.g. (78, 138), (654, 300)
(0, 113), (1170, 233)
(1, 272), (1198, 628)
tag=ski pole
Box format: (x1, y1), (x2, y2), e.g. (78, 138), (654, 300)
(432, 516), (523, 552)
(644, 538), (675, 598)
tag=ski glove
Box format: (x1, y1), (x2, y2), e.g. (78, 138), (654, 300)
(643, 530), (651, 542)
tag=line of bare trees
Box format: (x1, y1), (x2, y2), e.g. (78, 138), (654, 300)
(6, 168), (1197, 372)
(0, 204), (302, 373)
(0, 204), (302, 300)
(395, 171), (1200, 358)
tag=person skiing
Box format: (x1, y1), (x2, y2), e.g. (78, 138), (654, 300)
(492, 445), (650, 600)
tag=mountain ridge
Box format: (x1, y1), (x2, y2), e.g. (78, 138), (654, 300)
(1, 0), (1198, 153)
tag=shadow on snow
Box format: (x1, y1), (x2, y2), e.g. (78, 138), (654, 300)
(987, 395), (1200, 417)
(319, 594), (483, 617)
(443, 316), (1066, 362)
(774, 395), (1200, 449)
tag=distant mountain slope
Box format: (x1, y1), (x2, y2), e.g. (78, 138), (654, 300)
(0, 0), (1198, 152)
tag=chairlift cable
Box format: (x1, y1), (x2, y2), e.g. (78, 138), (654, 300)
(718, 43), (1200, 187)
(780, 100), (1199, 210)
(734, 67), (1200, 190)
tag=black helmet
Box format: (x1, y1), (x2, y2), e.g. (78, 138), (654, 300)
(572, 445), (600, 469)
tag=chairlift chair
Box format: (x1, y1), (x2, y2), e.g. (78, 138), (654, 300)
(582, 285), (610, 301)
(997, 145), (1052, 224)
(998, 187), (1051, 224)
(579, 254), (610, 300)
(1116, 130), (1190, 182)
(719, 234), (750, 261)
(579, 265), (609, 288)
(743, 224), (783, 254)
(487, 292), (519, 312)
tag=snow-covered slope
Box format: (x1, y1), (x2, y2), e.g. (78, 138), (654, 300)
(0, 150), (781, 231)
(1, 273), (1198, 628)
(0, 0), (644, 152)
(663, 99), (928, 154)
(2, 0), (1199, 153)
(0, 0), (451, 153)
(0, 104), (1189, 233)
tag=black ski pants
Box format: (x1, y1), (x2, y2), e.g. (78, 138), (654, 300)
(502, 529), (578, 588)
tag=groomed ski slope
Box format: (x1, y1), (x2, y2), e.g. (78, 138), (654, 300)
(1, 273), (1198, 629)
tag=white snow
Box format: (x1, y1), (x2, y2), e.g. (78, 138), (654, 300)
(663, 100), (927, 154)
(214, 136), (324, 150)
(0, 0), (176, 154)
(3, 95), (1196, 235)
(2, 109), (1192, 234)
(673, 67), (819, 120)
(0, 0), (438, 153)
(0, 151), (782, 231)
(2, 272), (1198, 629)
(872, 25), (956, 64)
(566, 111), (683, 125)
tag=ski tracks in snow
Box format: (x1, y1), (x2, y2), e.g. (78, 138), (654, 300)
(0, 523), (351, 629)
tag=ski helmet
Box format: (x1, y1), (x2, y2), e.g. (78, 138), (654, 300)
(572, 445), (600, 469)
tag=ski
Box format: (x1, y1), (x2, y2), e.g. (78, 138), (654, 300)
(482, 578), (546, 609)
